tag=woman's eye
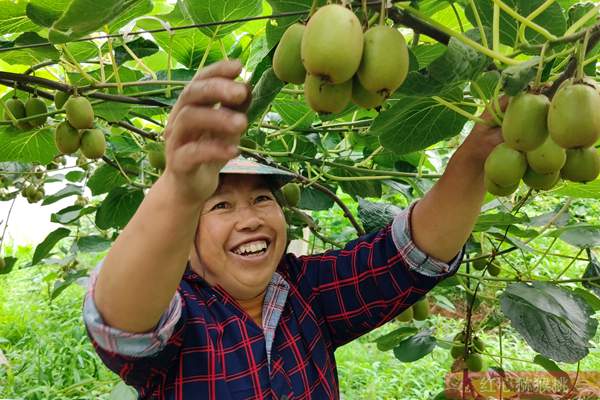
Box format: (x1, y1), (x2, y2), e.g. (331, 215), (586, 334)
(211, 202), (229, 211)
(256, 195), (272, 203)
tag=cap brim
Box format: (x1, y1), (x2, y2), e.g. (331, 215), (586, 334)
(219, 155), (296, 188)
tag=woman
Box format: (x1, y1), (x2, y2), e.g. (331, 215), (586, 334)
(83, 60), (502, 399)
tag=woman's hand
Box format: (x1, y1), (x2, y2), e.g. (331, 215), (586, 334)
(163, 60), (251, 205)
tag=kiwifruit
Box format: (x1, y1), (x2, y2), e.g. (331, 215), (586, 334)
(147, 143), (166, 170)
(523, 168), (560, 190)
(54, 91), (70, 109)
(472, 256), (487, 271)
(396, 306), (413, 322)
(4, 97), (29, 129)
(484, 176), (519, 197)
(502, 93), (549, 151)
(451, 344), (465, 359)
(465, 353), (483, 372)
(304, 73), (351, 114)
(472, 336), (486, 353)
(54, 121), (81, 155)
(526, 136), (566, 174)
(80, 128), (106, 159)
(357, 25), (409, 97)
(25, 97), (48, 127)
(273, 23), (306, 84)
(301, 4), (364, 84)
(65, 96), (94, 129)
(548, 81), (600, 148)
(351, 76), (385, 109)
(412, 297), (430, 320)
(239, 136), (258, 150)
(560, 147), (600, 183)
(74, 195), (88, 207)
(484, 143), (527, 187)
(487, 261), (501, 277)
(282, 183), (301, 207)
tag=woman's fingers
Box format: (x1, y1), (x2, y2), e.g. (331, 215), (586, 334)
(170, 139), (239, 173)
(192, 59), (243, 81)
(169, 105), (247, 147)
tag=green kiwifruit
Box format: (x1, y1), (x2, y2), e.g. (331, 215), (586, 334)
(351, 76), (385, 109)
(472, 256), (487, 271)
(54, 121), (81, 155)
(282, 183), (301, 207)
(304, 73), (351, 114)
(273, 23), (306, 84)
(484, 143), (527, 187)
(484, 176), (519, 197)
(502, 92), (549, 151)
(523, 168), (560, 190)
(526, 136), (566, 174)
(396, 306), (413, 322)
(54, 91), (70, 109)
(560, 147), (600, 183)
(472, 336), (486, 353)
(465, 353), (483, 372)
(80, 128), (106, 159)
(148, 143), (166, 170)
(357, 25), (409, 97)
(412, 297), (430, 321)
(451, 344), (465, 359)
(4, 97), (29, 129)
(301, 4), (364, 84)
(487, 261), (501, 276)
(548, 81), (600, 148)
(74, 195), (88, 207)
(25, 97), (48, 127)
(65, 96), (94, 129)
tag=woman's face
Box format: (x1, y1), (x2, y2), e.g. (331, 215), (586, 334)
(192, 174), (287, 300)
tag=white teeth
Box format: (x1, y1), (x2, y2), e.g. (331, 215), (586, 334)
(233, 240), (268, 255)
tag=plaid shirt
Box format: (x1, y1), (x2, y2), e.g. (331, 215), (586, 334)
(83, 204), (462, 399)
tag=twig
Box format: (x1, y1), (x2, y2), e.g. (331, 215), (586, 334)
(0, 196), (17, 252)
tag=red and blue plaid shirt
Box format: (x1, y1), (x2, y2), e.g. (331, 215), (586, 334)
(83, 204), (462, 399)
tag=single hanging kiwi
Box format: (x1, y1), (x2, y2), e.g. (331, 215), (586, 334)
(54, 121), (81, 154)
(465, 353), (484, 372)
(273, 23), (306, 84)
(484, 143), (527, 187)
(351, 76), (385, 109)
(357, 25), (409, 97)
(304, 73), (351, 114)
(25, 97), (48, 127)
(301, 4), (364, 84)
(502, 92), (550, 151)
(412, 297), (430, 320)
(80, 128), (106, 159)
(282, 183), (301, 207)
(147, 143), (166, 170)
(4, 97), (29, 129)
(560, 147), (600, 183)
(548, 80), (600, 148)
(526, 136), (566, 174)
(396, 306), (413, 322)
(484, 176), (519, 196)
(54, 91), (70, 109)
(523, 168), (560, 190)
(65, 96), (94, 129)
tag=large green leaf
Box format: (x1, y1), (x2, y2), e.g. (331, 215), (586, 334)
(499, 282), (598, 363)
(87, 164), (128, 196)
(548, 224), (600, 248)
(297, 186), (335, 211)
(582, 254), (600, 298)
(41, 184), (82, 205)
(107, 0), (153, 33)
(76, 235), (112, 253)
(95, 187), (144, 229)
(51, 205), (95, 224)
(0, 1), (39, 35)
(0, 126), (56, 164)
(553, 179), (600, 199)
(179, 0), (262, 38)
(247, 68), (284, 124)
(463, 0), (518, 46)
(331, 167), (382, 200)
(357, 197), (402, 233)
(272, 97), (314, 129)
(372, 86), (473, 155)
(0, 32), (60, 65)
(32, 227), (71, 266)
(374, 326), (418, 351)
(393, 329), (437, 362)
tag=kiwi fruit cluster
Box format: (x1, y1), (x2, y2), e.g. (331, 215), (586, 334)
(396, 296), (430, 322)
(3, 95), (48, 130)
(20, 183), (44, 204)
(485, 79), (600, 196)
(55, 94), (106, 159)
(273, 4), (409, 113)
(471, 255), (501, 276)
(450, 331), (487, 372)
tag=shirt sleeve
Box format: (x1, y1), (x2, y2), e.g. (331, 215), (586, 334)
(290, 201), (463, 349)
(82, 259), (187, 389)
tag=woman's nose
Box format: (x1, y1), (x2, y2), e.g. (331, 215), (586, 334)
(234, 205), (263, 231)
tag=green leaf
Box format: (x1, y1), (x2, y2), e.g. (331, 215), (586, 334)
(502, 58), (540, 96)
(87, 164), (128, 195)
(32, 227), (70, 266)
(0, 126), (56, 164)
(331, 168), (382, 200)
(0, 257), (18, 275)
(532, 355), (572, 386)
(26, 0), (69, 28)
(65, 170), (85, 182)
(474, 213), (529, 232)
(265, 0), (322, 50)
(374, 326), (418, 351)
(429, 29), (490, 83)
(0, 32), (60, 65)
(517, 0), (567, 45)
(272, 97), (314, 129)
(76, 235), (112, 253)
(95, 187), (144, 229)
(297, 186), (334, 211)
(393, 329), (437, 362)
(93, 101), (132, 122)
(64, 41), (98, 62)
(180, 0), (262, 38)
(500, 282), (598, 363)
(553, 179), (600, 199)
(51, 205), (95, 224)
(472, 71), (501, 100)
(573, 288), (600, 312)
(357, 197), (402, 233)
(41, 184), (82, 205)
(51, 269), (88, 300)
(412, 43), (447, 69)
(247, 68), (284, 124)
(113, 37), (159, 64)
(373, 86), (473, 155)
(0, 1), (39, 35)
(582, 253), (600, 298)
(107, 0), (153, 33)
(550, 225), (600, 248)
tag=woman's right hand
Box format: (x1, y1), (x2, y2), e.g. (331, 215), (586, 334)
(162, 60), (250, 206)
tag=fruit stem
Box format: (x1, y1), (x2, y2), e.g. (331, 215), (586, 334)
(575, 29), (591, 80)
(533, 43), (548, 87)
(492, 1), (500, 53)
(492, 0), (557, 41)
(431, 96), (491, 126)
(379, 0), (386, 25)
(469, 82), (502, 126)
(517, 0), (555, 45)
(218, 39), (229, 61)
(309, 0), (318, 17)
(104, 31), (123, 94)
(199, 27), (219, 70)
(396, 5), (519, 65)
(467, 0), (489, 49)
